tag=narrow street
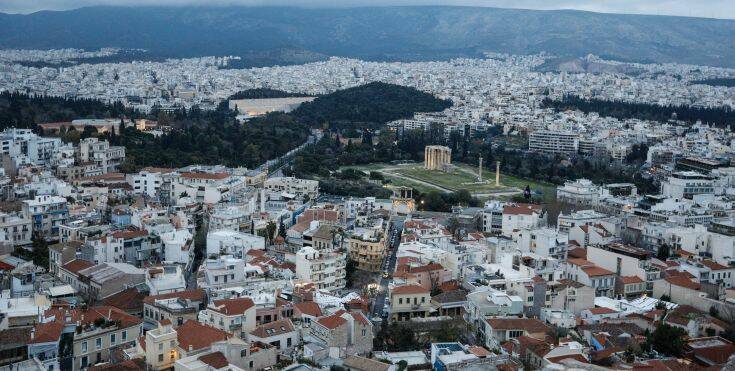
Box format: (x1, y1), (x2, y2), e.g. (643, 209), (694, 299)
(370, 217), (404, 320)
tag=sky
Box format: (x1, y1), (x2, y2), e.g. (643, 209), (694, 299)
(1, 0), (734, 20)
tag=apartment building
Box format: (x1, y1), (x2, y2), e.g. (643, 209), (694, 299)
(0, 212), (32, 247)
(265, 177), (319, 199)
(145, 320), (179, 370)
(143, 289), (206, 328)
(661, 171), (715, 199)
(21, 195), (68, 236)
(347, 226), (387, 272)
(198, 297), (257, 338)
(295, 246), (346, 292)
(71, 306), (143, 369)
(528, 130), (579, 155)
(390, 284), (432, 322)
(79, 137), (126, 173)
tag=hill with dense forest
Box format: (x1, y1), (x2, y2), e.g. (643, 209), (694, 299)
(2, 6), (735, 67)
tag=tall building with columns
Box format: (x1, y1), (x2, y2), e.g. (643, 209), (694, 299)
(424, 145), (452, 171)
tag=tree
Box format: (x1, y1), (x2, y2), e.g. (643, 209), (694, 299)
(446, 217), (460, 239)
(657, 243), (670, 261)
(345, 259), (357, 288)
(278, 220), (287, 239)
(265, 221), (277, 244)
(650, 323), (687, 356)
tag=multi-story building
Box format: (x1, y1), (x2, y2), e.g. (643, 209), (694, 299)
(198, 297), (257, 338)
(0, 128), (62, 167)
(389, 284), (432, 322)
(198, 255), (246, 290)
(661, 171), (714, 199)
(143, 289), (206, 328)
(206, 230), (264, 258)
(71, 306), (143, 370)
(528, 130), (579, 154)
(556, 179), (599, 205)
(347, 226), (387, 272)
(145, 320), (179, 371)
(21, 195), (68, 236)
(129, 167), (174, 198)
(78, 137), (126, 174)
(561, 258), (616, 297)
(586, 243), (661, 293)
(0, 212), (32, 247)
(294, 246), (346, 291)
(265, 177), (319, 200)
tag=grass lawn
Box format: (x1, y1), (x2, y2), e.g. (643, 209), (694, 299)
(341, 162), (557, 203)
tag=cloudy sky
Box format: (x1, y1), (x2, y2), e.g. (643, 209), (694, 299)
(1, 0), (734, 19)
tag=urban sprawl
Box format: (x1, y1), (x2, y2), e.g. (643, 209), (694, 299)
(0, 48), (734, 370)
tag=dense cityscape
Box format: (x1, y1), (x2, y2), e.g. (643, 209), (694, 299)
(1, 5), (735, 371)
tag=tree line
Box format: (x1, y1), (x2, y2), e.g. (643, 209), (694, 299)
(543, 94), (735, 129)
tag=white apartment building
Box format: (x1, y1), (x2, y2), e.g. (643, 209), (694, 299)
(557, 209), (612, 233)
(209, 206), (254, 233)
(556, 179), (599, 205)
(0, 212), (32, 247)
(198, 255), (247, 290)
(129, 167), (173, 197)
(79, 137), (126, 173)
(206, 230), (265, 259)
(198, 297), (257, 338)
(501, 203), (546, 237)
(295, 246), (346, 292)
(21, 195), (69, 236)
(528, 130), (579, 154)
(661, 171), (714, 199)
(160, 229), (194, 265)
(0, 128), (62, 167)
(145, 320), (179, 371)
(586, 243), (660, 293)
(265, 177), (319, 199)
(146, 265), (187, 296)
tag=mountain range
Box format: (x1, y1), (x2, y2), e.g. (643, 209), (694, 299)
(1, 6), (735, 67)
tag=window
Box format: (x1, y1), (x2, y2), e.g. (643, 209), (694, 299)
(158, 354), (163, 362)
(122, 330), (127, 341)
(96, 337), (102, 350)
(362, 328), (367, 336)
(81, 356), (88, 368)
(82, 341), (88, 353)
(110, 333), (116, 345)
(159, 343), (163, 351)
(287, 337), (292, 347)
(398, 298), (402, 305)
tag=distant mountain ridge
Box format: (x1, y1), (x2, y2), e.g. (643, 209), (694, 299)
(2, 6), (735, 67)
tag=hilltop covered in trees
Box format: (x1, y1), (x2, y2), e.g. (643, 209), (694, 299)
(292, 82), (452, 129)
(543, 95), (735, 129)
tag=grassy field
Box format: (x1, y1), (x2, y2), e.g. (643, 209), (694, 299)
(341, 162), (556, 200)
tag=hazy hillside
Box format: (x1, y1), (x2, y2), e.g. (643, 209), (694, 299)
(2, 6), (735, 67)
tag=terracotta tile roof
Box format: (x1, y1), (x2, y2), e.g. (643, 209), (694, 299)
(210, 297), (255, 315)
(547, 354), (589, 364)
(112, 230), (148, 239)
(391, 284), (429, 296)
(348, 311), (371, 326)
(664, 276), (701, 291)
(177, 320), (228, 352)
(581, 266), (614, 277)
(343, 355), (391, 371)
(198, 352), (229, 369)
(468, 345), (492, 357)
(701, 259), (730, 271)
(101, 287), (145, 312)
(143, 289), (206, 304)
(250, 319), (296, 338)
(408, 263), (444, 273)
(0, 261), (15, 270)
(294, 302), (322, 317)
(89, 358), (145, 371)
(567, 247), (587, 259)
(141, 167), (174, 174)
(619, 275), (644, 284)
(29, 321), (64, 344)
(665, 269), (696, 279)
(61, 259), (94, 274)
(180, 172), (229, 180)
(503, 203), (542, 215)
(566, 258), (593, 266)
(586, 307), (618, 315)
(485, 318), (549, 333)
(316, 315), (348, 330)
